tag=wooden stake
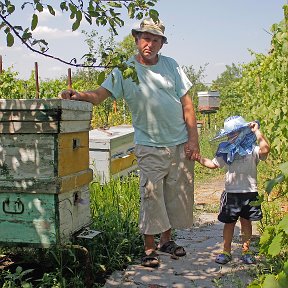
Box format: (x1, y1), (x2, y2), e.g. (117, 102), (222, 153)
(0, 55), (3, 73)
(35, 62), (39, 99)
(113, 100), (117, 113)
(68, 68), (72, 89)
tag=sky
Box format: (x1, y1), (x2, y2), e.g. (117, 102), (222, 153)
(0, 0), (286, 84)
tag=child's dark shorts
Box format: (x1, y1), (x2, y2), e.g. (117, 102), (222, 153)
(218, 191), (262, 223)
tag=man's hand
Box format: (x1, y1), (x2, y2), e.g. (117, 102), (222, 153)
(184, 141), (200, 161)
(58, 89), (81, 100)
(58, 87), (111, 105)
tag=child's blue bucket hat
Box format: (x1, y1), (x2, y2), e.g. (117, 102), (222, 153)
(211, 115), (251, 142)
(210, 115), (259, 164)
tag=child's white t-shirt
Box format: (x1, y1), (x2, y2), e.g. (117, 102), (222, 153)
(212, 146), (266, 193)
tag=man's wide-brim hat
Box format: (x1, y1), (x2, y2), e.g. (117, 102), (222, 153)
(131, 17), (168, 44)
(210, 115), (251, 142)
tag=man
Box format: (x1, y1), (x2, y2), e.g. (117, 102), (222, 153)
(60, 17), (200, 267)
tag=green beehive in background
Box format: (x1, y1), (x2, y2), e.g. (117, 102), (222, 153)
(0, 99), (93, 248)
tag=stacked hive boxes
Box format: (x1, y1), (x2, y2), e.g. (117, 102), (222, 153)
(0, 99), (93, 247)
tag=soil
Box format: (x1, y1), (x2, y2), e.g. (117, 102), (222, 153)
(194, 174), (224, 206)
(104, 174), (260, 288)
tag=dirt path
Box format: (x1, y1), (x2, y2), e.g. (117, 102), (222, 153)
(194, 174), (224, 207)
(104, 175), (259, 288)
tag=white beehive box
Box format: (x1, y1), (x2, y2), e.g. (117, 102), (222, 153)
(197, 91), (220, 112)
(89, 125), (137, 184)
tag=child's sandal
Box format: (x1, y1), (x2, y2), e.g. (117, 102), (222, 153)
(241, 251), (256, 264)
(215, 251), (232, 264)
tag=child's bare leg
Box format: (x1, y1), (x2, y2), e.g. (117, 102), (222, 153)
(240, 217), (252, 252)
(223, 222), (237, 253)
(239, 217), (256, 264)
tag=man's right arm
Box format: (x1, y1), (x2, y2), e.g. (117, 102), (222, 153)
(249, 122), (270, 158)
(59, 86), (112, 105)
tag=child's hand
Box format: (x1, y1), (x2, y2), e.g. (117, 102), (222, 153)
(249, 121), (259, 133)
(194, 154), (202, 162)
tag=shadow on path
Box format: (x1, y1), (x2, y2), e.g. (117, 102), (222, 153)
(104, 212), (259, 288)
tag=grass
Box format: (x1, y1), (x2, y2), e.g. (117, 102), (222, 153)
(0, 175), (143, 288)
(212, 273), (248, 288)
(195, 202), (220, 213)
(195, 129), (223, 182)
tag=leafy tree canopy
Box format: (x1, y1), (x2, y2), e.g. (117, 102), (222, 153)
(0, 0), (159, 71)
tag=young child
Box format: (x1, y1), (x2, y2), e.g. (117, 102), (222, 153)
(195, 115), (270, 264)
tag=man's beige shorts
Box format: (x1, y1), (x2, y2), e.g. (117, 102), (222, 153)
(134, 144), (195, 235)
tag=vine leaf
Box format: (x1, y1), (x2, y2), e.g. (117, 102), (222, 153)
(149, 9), (159, 21)
(268, 232), (282, 257)
(97, 71), (106, 85)
(278, 215), (288, 234)
(279, 162), (288, 175)
(259, 227), (273, 246)
(31, 14), (38, 31)
(283, 260), (288, 275)
(47, 5), (55, 16)
(72, 20), (80, 31)
(250, 194), (264, 206)
(262, 274), (278, 288)
(6, 32), (14, 47)
(277, 271), (288, 288)
(265, 174), (285, 194)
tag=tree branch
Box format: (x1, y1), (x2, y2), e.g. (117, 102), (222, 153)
(0, 13), (112, 69)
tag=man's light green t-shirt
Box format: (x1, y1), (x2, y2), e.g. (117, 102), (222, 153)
(101, 55), (192, 147)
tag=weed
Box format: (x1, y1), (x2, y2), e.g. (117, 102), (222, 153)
(212, 273), (246, 288)
(1, 266), (34, 288)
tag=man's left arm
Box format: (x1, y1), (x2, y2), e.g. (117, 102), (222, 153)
(181, 93), (200, 160)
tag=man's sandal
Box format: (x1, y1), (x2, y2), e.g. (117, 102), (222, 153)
(159, 240), (186, 257)
(215, 251), (232, 264)
(141, 251), (160, 268)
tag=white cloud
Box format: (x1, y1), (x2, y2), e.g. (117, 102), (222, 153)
(35, 8), (61, 22)
(32, 26), (80, 39)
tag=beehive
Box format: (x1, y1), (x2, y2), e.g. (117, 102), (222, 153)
(197, 91), (220, 112)
(0, 99), (93, 247)
(89, 125), (137, 184)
